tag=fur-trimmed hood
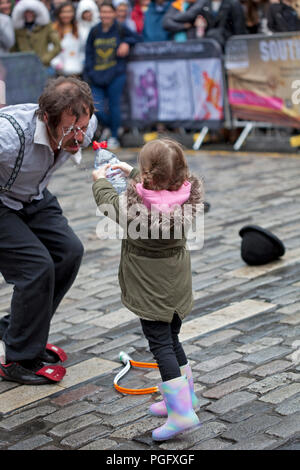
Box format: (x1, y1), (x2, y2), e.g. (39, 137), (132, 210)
(119, 173), (204, 235)
(76, 0), (100, 23)
(12, 0), (50, 29)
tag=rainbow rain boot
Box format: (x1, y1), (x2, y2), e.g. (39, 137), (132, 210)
(149, 363), (199, 417)
(152, 375), (200, 441)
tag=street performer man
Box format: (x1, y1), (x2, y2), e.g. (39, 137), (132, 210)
(0, 76), (97, 385)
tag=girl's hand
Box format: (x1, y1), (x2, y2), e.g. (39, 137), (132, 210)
(92, 164), (110, 181)
(111, 162), (133, 177)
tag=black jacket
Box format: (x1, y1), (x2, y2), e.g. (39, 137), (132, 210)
(267, 2), (300, 32)
(162, 0), (208, 39)
(203, 0), (247, 46)
(162, 0), (246, 46)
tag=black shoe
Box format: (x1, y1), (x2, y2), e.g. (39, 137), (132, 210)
(38, 349), (60, 364)
(0, 360), (55, 385)
(0, 345), (61, 364)
(0, 319), (63, 364)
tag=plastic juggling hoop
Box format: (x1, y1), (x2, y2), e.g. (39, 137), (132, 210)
(114, 351), (159, 395)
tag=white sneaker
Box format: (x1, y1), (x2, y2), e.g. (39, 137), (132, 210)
(107, 137), (120, 149)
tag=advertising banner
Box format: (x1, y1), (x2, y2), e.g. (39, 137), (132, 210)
(126, 39), (224, 129)
(225, 32), (300, 127)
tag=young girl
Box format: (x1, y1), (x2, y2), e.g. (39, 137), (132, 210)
(92, 138), (203, 441)
(51, 1), (83, 76)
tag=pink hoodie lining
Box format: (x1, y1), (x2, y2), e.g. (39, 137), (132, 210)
(135, 181), (191, 213)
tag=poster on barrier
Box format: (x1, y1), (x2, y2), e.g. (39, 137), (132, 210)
(0, 52), (48, 106)
(225, 32), (300, 127)
(126, 39), (224, 128)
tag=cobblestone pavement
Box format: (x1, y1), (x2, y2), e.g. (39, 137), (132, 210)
(0, 148), (300, 451)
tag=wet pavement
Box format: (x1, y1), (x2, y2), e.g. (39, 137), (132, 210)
(0, 147), (300, 451)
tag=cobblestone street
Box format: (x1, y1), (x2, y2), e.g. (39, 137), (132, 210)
(0, 147), (300, 451)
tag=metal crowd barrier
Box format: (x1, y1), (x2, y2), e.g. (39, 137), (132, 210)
(2, 32), (300, 150)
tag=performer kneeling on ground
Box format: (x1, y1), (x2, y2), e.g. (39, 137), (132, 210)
(0, 76), (97, 385)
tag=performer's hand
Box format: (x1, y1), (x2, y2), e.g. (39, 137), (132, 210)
(111, 162), (133, 177)
(92, 164), (110, 181)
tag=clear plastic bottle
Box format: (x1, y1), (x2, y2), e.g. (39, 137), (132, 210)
(93, 141), (127, 194)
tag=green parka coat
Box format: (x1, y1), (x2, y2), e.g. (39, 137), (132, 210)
(92, 168), (204, 323)
(11, 0), (61, 66)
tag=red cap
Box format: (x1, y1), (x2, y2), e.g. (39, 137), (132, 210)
(92, 140), (108, 150)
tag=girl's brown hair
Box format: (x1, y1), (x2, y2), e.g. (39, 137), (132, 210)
(138, 138), (189, 191)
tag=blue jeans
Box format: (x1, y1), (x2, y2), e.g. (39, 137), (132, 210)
(91, 74), (126, 139)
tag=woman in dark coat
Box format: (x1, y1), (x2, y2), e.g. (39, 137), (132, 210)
(267, 0), (300, 32)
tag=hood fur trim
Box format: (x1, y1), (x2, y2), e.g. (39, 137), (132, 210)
(12, 0), (50, 29)
(119, 173), (204, 234)
(76, 0), (100, 22)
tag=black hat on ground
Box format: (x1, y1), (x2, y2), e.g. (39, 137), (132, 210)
(239, 225), (285, 266)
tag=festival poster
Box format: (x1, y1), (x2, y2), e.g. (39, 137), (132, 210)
(189, 59), (223, 121)
(156, 60), (192, 121)
(126, 61), (159, 121)
(225, 33), (300, 127)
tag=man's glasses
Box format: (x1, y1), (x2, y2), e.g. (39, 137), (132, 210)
(57, 124), (90, 150)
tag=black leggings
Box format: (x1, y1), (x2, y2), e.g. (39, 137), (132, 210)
(140, 313), (187, 382)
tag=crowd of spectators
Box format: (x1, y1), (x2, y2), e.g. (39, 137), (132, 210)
(1, 0), (300, 145)
(2, 0), (300, 55)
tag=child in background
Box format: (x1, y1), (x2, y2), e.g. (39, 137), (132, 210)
(92, 138), (203, 441)
(114, 0), (137, 32)
(51, 1), (83, 76)
(76, 0), (100, 72)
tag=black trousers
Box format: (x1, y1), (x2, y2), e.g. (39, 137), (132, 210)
(0, 189), (84, 362)
(140, 313), (187, 382)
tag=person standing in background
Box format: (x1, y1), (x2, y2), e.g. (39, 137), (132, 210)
(51, 1), (83, 76)
(131, 0), (150, 32)
(0, 0), (15, 52)
(76, 0), (100, 44)
(267, 0), (300, 32)
(113, 0), (137, 31)
(84, 0), (140, 148)
(143, 0), (172, 41)
(76, 0), (100, 72)
(0, 0), (13, 16)
(162, 0), (207, 41)
(11, 0), (61, 71)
